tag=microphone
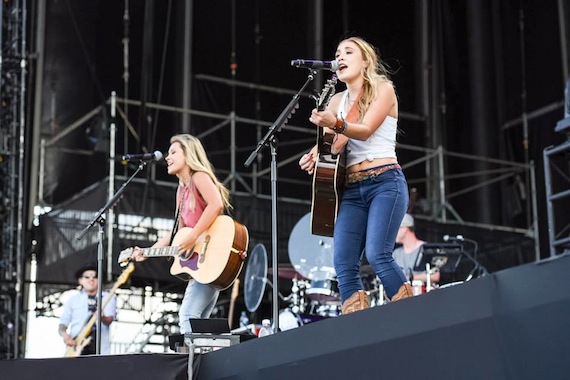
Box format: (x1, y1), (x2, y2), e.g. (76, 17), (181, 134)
(122, 150), (163, 162)
(290, 59), (340, 72)
(443, 234), (464, 242)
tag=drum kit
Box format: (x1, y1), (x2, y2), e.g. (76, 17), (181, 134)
(242, 214), (470, 333)
(244, 213), (389, 332)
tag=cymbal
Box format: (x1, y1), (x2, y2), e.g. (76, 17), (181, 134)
(288, 213), (336, 281)
(268, 264), (307, 280)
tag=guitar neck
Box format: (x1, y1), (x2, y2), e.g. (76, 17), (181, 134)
(141, 246), (179, 259)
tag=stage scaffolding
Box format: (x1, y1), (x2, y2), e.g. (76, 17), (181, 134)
(0, 0), (28, 360)
(39, 88), (540, 274)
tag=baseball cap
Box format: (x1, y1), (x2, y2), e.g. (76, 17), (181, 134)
(400, 213), (414, 228)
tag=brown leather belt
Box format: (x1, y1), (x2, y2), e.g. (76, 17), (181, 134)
(346, 164), (401, 184)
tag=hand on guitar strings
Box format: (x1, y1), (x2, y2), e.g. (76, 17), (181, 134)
(176, 234), (198, 259)
(299, 153), (315, 175)
(62, 332), (76, 347)
(299, 146), (318, 175)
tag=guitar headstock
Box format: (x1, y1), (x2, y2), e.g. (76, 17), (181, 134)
(117, 247), (134, 267)
(116, 262), (135, 286)
(316, 75), (337, 111)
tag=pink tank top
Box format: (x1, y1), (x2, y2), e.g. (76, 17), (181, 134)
(177, 181), (207, 228)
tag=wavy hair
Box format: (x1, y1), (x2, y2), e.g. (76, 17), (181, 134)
(170, 134), (232, 211)
(340, 36), (395, 122)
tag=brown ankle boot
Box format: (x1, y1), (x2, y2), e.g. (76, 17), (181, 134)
(391, 283), (413, 302)
(341, 290), (370, 315)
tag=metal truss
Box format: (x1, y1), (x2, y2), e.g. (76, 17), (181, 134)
(0, 0), (27, 359)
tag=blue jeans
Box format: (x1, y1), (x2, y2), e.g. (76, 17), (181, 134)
(334, 167), (409, 302)
(179, 279), (220, 333)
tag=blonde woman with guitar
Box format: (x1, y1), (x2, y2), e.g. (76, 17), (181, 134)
(127, 134), (248, 334)
(299, 36), (412, 315)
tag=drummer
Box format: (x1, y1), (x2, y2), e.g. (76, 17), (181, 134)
(392, 214), (440, 285)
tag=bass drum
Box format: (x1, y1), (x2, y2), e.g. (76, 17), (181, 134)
(306, 279), (340, 303)
(278, 309), (326, 331)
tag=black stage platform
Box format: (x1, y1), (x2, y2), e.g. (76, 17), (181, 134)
(3, 254), (570, 380)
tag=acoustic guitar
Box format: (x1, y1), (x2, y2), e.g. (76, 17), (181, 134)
(117, 215), (249, 290)
(65, 263), (135, 357)
(310, 75), (346, 237)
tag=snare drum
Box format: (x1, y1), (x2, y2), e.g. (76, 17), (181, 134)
(306, 279), (340, 303)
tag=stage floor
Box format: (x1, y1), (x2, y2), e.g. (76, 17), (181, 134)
(3, 253), (570, 380)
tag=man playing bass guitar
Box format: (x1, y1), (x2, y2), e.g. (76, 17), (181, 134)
(59, 264), (117, 356)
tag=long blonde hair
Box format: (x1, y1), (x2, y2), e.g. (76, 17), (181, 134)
(341, 36), (394, 122)
(170, 134), (232, 211)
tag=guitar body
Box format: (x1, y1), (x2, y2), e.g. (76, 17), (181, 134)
(311, 140), (346, 237)
(64, 334), (92, 357)
(309, 75), (345, 237)
(168, 216), (249, 290)
(311, 145), (345, 236)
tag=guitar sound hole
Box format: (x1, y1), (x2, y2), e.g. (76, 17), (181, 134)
(179, 251), (198, 262)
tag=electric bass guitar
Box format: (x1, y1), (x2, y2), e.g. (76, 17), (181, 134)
(310, 75), (346, 237)
(117, 215), (249, 290)
(65, 263), (135, 357)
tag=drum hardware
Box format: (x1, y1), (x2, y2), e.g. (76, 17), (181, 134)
(366, 277), (388, 307)
(311, 303), (341, 318)
(288, 278), (308, 314)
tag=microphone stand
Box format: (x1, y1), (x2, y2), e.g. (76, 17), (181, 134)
(75, 160), (149, 354)
(458, 239), (488, 281)
(244, 69), (317, 332)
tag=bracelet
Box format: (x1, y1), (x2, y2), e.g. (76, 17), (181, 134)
(334, 118), (343, 130)
(334, 118), (347, 134)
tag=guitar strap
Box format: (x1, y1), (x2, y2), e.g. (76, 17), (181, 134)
(332, 91), (362, 154)
(170, 201), (181, 246)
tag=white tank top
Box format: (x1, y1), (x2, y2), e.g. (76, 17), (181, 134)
(337, 91), (398, 167)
